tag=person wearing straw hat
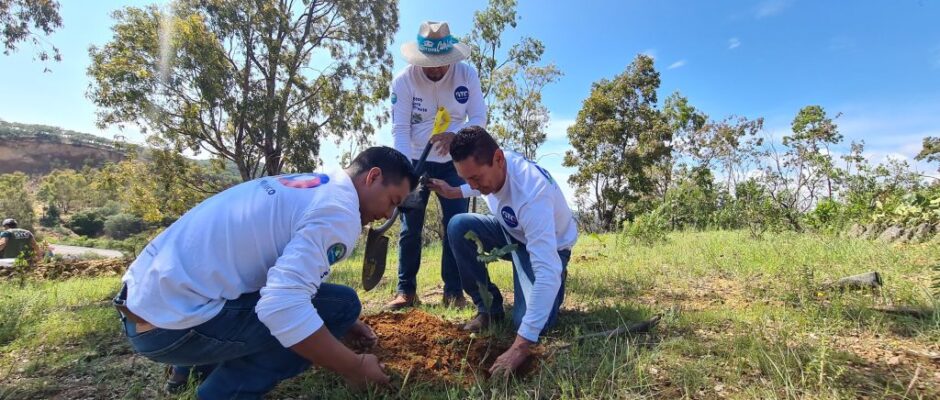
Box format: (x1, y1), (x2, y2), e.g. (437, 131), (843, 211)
(386, 21), (487, 310)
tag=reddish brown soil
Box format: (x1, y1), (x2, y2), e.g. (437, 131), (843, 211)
(360, 310), (539, 385)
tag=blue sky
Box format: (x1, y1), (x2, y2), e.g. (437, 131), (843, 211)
(2, 0), (939, 201)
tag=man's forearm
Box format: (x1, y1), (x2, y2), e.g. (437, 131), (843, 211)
(512, 334), (533, 349)
(290, 326), (361, 376)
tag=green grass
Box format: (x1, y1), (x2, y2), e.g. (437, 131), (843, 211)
(1, 230), (938, 399)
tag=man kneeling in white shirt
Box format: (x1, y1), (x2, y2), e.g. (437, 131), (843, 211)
(428, 126), (579, 376)
(114, 147), (416, 399)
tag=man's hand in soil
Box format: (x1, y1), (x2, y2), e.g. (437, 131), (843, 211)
(344, 354), (390, 390)
(426, 178), (462, 199)
(489, 335), (532, 378)
(429, 132), (456, 156)
(346, 320), (378, 350)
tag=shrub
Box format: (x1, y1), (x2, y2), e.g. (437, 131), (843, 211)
(66, 209), (105, 237)
(623, 207), (669, 246)
(104, 213), (145, 240)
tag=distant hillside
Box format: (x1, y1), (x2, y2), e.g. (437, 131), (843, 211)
(0, 120), (129, 175)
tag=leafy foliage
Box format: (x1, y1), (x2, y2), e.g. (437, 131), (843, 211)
(563, 54), (671, 231)
(88, 0), (398, 180)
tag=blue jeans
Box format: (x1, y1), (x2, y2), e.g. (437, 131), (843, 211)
(397, 160), (469, 296)
(447, 213), (571, 335)
(119, 283), (361, 400)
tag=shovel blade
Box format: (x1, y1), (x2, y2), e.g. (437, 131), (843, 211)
(362, 228), (389, 291)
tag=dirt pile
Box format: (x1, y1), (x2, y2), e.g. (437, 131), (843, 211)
(360, 310), (538, 385)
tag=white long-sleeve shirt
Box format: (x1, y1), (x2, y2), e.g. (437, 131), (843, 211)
(463, 151), (578, 342)
(391, 62), (487, 163)
(121, 170), (361, 348)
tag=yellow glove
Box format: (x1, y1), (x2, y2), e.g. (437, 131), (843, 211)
(431, 107), (451, 136)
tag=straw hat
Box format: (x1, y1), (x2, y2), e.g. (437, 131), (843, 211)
(400, 21), (471, 67)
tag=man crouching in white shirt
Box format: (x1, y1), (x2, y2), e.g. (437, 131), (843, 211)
(427, 126), (579, 376)
(114, 147), (416, 399)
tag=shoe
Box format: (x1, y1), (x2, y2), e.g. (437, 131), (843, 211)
(462, 312), (503, 332)
(442, 294), (468, 308)
(385, 293), (419, 310)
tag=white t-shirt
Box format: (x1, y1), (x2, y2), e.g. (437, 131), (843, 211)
(464, 151), (578, 342)
(121, 170), (362, 348)
(391, 62), (487, 163)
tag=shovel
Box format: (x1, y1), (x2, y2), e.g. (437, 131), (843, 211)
(361, 107), (451, 291)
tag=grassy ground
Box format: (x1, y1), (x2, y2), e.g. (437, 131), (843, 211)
(1, 230), (938, 399)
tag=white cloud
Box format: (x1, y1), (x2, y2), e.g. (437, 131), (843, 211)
(755, 0), (792, 18)
(728, 37), (741, 50)
(545, 118), (575, 141)
(668, 60), (687, 70)
(640, 48), (657, 59)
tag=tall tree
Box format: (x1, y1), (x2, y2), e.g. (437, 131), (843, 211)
(462, 0), (558, 158)
(37, 169), (89, 214)
(0, 172), (36, 230)
(658, 92), (707, 197)
(758, 106), (842, 231)
(1, 0), (62, 65)
(563, 54), (671, 231)
(786, 105), (843, 199)
(88, 0), (397, 181)
(490, 63), (561, 159)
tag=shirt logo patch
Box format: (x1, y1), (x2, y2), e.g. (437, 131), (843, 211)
(454, 86), (469, 104)
(391, 93), (397, 105)
(501, 206), (519, 228)
(327, 243), (347, 265)
(277, 173), (330, 189)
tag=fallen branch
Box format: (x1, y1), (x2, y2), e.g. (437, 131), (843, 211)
(904, 349), (940, 363)
(555, 315), (662, 351)
(823, 271), (882, 291)
(870, 306), (933, 320)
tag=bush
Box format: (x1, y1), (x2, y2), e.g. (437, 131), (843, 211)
(66, 209), (105, 237)
(805, 199), (845, 231)
(622, 207), (669, 246)
(104, 213), (145, 240)
(39, 204), (61, 227)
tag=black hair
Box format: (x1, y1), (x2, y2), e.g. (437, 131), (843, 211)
(449, 125), (500, 165)
(347, 146), (418, 191)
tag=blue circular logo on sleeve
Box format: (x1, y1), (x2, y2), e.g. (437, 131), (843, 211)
(391, 93), (397, 104)
(501, 206), (519, 228)
(454, 86), (469, 104)
(327, 243), (347, 265)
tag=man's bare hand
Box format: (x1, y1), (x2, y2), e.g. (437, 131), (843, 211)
(426, 178), (462, 199)
(346, 320), (378, 350)
(343, 353), (390, 390)
(488, 336), (532, 378)
(429, 132), (456, 157)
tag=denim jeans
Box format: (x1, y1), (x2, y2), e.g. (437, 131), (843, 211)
(446, 213), (571, 335)
(119, 283), (361, 400)
(397, 160), (469, 297)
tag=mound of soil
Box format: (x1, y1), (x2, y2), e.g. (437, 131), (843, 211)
(0, 258), (128, 280)
(360, 310), (539, 385)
